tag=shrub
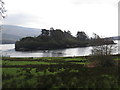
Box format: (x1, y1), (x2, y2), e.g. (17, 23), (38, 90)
(89, 45), (117, 67)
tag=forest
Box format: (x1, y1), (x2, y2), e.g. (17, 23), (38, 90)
(15, 28), (115, 51)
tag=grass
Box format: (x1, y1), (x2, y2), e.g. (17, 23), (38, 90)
(2, 68), (21, 75)
(3, 61), (58, 65)
(114, 58), (120, 60)
(64, 58), (87, 61)
(70, 62), (88, 65)
(2, 56), (88, 65)
(2, 56), (120, 88)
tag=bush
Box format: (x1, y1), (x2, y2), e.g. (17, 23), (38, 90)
(89, 55), (116, 67)
(89, 45), (117, 67)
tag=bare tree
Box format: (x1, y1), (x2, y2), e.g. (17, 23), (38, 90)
(89, 44), (117, 67)
(0, 0), (6, 19)
(91, 45), (116, 56)
(0, 0), (6, 47)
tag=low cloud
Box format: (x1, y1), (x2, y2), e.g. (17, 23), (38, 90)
(4, 13), (45, 26)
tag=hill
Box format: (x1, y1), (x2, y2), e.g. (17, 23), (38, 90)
(1, 25), (41, 44)
(104, 36), (120, 41)
(109, 36), (120, 40)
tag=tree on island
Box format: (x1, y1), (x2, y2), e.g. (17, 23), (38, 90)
(76, 31), (89, 40)
(89, 33), (114, 46)
(41, 29), (49, 36)
(92, 33), (100, 39)
(15, 28), (115, 51)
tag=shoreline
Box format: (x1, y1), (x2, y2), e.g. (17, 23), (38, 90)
(15, 42), (116, 51)
(2, 54), (120, 58)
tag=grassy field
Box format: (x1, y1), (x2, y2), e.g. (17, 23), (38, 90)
(2, 55), (120, 89)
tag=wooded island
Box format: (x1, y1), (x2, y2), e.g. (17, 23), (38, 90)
(15, 28), (115, 51)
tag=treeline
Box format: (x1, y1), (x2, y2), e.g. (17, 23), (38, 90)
(15, 27), (114, 51)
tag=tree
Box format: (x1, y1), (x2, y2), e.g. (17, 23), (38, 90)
(66, 30), (71, 35)
(50, 29), (65, 40)
(64, 30), (73, 39)
(89, 45), (117, 67)
(0, 0), (6, 45)
(92, 33), (100, 39)
(91, 45), (116, 56)
(0, 0), (6, 19)
(41, 29), (49, 36)
(89, 33), (114, 46)
(76, 31), (88, 40)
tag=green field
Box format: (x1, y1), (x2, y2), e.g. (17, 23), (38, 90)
(2, 56), (120, 89)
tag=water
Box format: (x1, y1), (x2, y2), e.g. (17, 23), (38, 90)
(0, 41), (119, 57)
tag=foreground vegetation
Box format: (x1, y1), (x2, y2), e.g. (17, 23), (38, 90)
(2, 55), (120, 89)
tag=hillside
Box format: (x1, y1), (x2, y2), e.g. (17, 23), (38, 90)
(1, 25), (41, 44)
(103, 36), (120, 41)
(109, 36), (120, 40)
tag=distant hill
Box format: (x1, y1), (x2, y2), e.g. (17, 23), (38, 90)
(2, 33), (21, 44)
(106, 36), (120, 40)
(109, 36), (120, 40)
(1, 25), (41, 44)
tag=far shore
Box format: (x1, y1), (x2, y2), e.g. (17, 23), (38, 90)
(2, 54), (120, 58)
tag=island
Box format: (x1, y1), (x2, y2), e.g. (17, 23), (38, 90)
(15, 28), (115, 51)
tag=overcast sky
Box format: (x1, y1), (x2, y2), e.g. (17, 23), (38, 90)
(3, 0), (119, 37)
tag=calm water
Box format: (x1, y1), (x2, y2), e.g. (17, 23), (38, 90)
(0, 41), (119, 57)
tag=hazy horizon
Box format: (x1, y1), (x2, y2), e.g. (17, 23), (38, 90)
(2, 24), (119, 38)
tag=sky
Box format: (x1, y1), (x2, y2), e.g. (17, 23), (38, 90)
(3, 0), (119, 37)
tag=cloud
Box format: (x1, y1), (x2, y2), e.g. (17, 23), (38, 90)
(72, 0), (101, 4)
(71, 0), (118, 5)
(3, 0), (118, 37)
(118, 1), (120, 36)
(4, 13), (45, 26)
